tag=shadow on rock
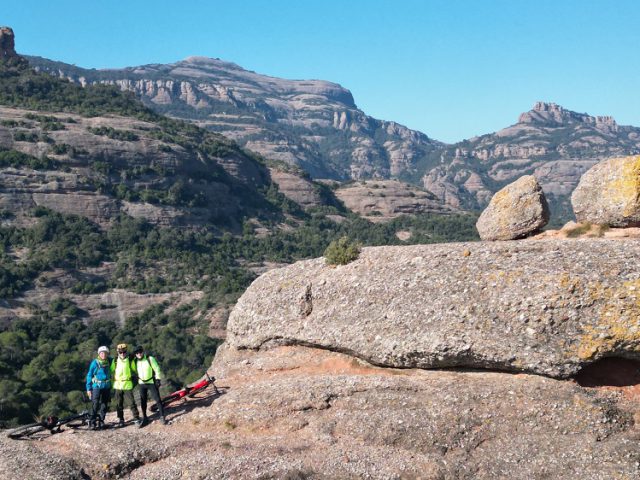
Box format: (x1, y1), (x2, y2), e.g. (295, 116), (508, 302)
(164, 388), (228, 422)
(575, 357), (640, 387)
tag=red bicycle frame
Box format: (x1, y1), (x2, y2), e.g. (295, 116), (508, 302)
(153, 373), (219, 410)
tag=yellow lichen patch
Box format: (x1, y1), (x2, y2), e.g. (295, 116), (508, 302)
(604, 156), (640, 217)
(575, 279), (640, 360)
(490, 188), (512, 208)
(558, 273), (581, 293)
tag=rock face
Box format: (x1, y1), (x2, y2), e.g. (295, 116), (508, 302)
(334, 179), (458, 221)
(0, 27), (17, 60)
(571, 155), (640, 227)
(228, 240), (640, 378)
(0, 105), (278, 229)
(476, 175), (549, 240)
(422, 102), (640, 213)
(27, 55), (443, 183)
(267, 168), (323, 209)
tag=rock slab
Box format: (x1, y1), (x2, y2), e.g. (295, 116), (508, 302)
(227, 240), (640, 378)
(476, 175), (549, 240)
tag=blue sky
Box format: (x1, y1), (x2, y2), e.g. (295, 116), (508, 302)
(4, 0), (640, 143)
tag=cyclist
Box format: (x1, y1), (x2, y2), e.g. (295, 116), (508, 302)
(133, 345), (168, 426)
(111, 343), (141, 427)
(85, 345), (112, 430)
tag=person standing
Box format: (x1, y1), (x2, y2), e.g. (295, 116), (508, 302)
(85, 345), (112, 430)
(111, 343), (141, 427)
(133, 345), (168, 426)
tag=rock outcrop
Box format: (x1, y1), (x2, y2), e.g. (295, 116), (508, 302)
(228, 240), (640, 378)
(334, 179), (458, 221)
(27, 55), (444, 183)
(267, 168), (323, 209)
(422, 102), (640, 212)
(3, 343), (639, 479)
(571, 155), (640, 227)
(0, 106), (273, 228)
(0, 27), (17, 60)
(475, 175), (549, 240)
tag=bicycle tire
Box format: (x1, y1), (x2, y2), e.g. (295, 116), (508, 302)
(7, 422), (47, 439)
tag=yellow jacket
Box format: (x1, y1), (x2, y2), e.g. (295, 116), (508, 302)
(134, 355), (163, 384)
(110, 355), (137, 390)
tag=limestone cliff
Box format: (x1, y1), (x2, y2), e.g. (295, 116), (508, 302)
(26, 55), (444, 184)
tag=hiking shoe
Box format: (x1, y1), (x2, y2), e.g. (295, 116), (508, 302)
(118, 419), (125, 428)
(89, 420), (96, 430)
(139, 417), (148, 428)
(162, 417), (168, 425)
(134, 418), (142, 428)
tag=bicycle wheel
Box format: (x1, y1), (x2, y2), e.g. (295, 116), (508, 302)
(151, 392), (182, 411)
(6, 422), (47, 439)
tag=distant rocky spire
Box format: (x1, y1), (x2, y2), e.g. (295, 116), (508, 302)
(0, 27), (18, 60)
(518, 101), (618, 132)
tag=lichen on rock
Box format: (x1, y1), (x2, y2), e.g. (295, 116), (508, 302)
(571, 155), (640, 227)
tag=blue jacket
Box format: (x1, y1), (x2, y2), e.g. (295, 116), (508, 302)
(85, 358), (112, 391)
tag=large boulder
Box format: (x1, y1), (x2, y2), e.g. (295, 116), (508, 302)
(227, 240), (640, 378)
(476, 175), (549, 240)
(571, 155), (640, 227)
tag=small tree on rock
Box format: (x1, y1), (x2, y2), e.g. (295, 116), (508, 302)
(324, 236), (361, 266)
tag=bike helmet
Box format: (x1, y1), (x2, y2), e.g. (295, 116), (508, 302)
(97, 346), (109, 354)
(134, 345), (144, 354)
(117, 343), (128, 353)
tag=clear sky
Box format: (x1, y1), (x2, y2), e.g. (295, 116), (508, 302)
(4, 0), (640, 143)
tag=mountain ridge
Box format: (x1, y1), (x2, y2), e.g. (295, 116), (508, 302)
(27, 54), (640, 221)
(27, 54), (443, 183)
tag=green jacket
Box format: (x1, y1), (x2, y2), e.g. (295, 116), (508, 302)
(135, 355), (163, 384)
(111, 355), (137, 390)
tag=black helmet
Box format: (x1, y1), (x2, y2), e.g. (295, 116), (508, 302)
(134, 345), (144, 354)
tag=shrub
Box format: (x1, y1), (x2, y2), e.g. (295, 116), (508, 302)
(324, 236), (361, 265)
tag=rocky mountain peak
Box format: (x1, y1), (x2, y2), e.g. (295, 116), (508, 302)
(518, 101), (618, 131)
(0, 26), (18, 60)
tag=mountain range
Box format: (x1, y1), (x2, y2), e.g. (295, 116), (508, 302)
(28, 55), (640, 219)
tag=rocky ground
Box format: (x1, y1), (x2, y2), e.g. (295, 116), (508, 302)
(3, 237), (640, 479)
(1, 345), (639, 479)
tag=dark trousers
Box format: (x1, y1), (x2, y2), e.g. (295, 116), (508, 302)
(139, 383), (165, 418)
(90, 388), (110, 423)
(114, 389), (140, 421)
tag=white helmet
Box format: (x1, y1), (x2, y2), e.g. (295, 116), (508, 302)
(98, 346), (109, 354)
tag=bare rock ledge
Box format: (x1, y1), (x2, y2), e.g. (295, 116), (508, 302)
(227, 239), (640, 378)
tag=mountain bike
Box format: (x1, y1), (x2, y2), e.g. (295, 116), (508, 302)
(151, 373), (219, 411)
(6, 410), (91, 440)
